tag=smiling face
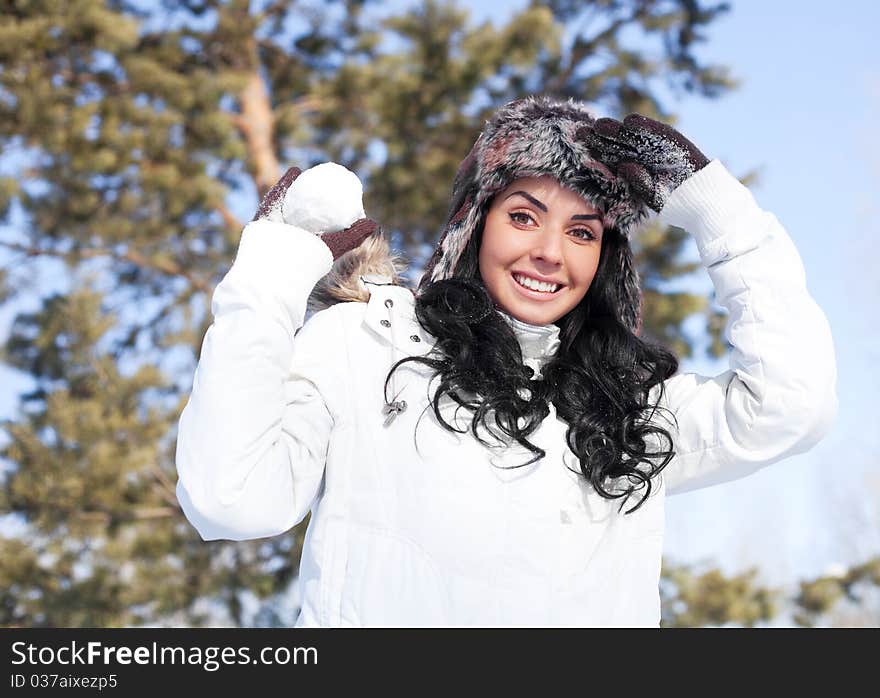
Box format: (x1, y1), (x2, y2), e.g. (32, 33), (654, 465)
(477, 176), (604, 326)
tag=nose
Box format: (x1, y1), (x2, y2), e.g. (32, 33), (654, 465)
(530, 228), (563, 267)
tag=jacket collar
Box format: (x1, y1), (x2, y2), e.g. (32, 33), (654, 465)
(496, 310), (561, 379)
(362, 279), (434, 356)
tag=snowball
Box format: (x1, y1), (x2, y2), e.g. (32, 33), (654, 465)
(281, 162), (366, 234)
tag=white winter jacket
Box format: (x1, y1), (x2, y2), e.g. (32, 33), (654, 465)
(175, 160), (838, 627)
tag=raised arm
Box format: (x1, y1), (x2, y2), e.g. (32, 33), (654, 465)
(584, 115), (838, 494)
(175, 164), (378, 540)
(655, 160), (837, 493)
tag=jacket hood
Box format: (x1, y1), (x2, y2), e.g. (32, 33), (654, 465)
(307, 233), (407, 315)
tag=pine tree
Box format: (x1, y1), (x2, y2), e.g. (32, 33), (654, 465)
(792, 557), (880, 627)
(1, 0), (739, 626)
(660, 562), (781, 627)
(658, 555), (880, 627)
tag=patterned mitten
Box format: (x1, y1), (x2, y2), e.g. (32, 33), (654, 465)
(578, 114), (710, 213)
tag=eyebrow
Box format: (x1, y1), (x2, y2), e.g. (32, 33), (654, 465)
(504, 190), (547, 211)
(503, 191), (603, 223)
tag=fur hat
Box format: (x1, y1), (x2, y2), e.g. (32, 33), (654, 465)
(417, 95), (651, 334)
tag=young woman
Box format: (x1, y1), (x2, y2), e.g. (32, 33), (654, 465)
(175, 96), (837, 627)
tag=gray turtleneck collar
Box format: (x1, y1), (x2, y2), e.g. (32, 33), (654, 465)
(496, 309), (561, 379)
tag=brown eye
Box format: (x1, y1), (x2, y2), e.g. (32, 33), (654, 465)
(509, 211), (534, 226)
(568, 227), (597, 241)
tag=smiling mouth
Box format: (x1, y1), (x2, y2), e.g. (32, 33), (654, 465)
(512, 273), (563, 294)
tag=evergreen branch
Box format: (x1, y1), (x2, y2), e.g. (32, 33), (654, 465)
(150, 462), (181, 509)
(218, 203), (241, 232)
(547, 10), (646, 94)
(75, 506), (179, 524)
(0, 241), (211, 294)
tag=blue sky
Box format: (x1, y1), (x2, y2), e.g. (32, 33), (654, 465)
(1, 1), (878, 599)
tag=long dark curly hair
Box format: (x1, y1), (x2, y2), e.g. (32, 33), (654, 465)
(386, 219), (680, 514)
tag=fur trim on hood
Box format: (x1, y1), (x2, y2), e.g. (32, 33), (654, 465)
(307, 232), (408, 314)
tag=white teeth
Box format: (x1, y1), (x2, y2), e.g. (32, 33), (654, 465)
(514, 274), (560, 293)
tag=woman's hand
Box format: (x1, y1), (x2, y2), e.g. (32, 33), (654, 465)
(253, 164), (381, 261)
(579, 114), (710, 213)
